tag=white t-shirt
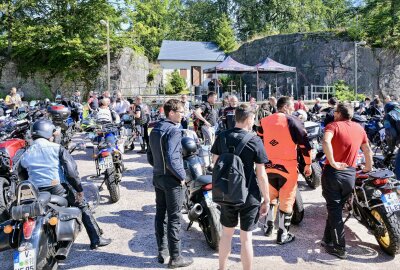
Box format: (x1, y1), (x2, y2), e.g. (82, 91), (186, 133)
(97, 107), (113, 122)
(114, 100), (130, 114)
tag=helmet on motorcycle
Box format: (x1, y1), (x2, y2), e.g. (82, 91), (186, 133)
(31, 119), (56, 140)
(181, 136), (198, 157)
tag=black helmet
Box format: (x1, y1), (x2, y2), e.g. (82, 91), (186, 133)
(31, 119), (56, 140)
(181, 137), (197, 157)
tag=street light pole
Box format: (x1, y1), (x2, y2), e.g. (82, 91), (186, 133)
(354, 41), (367, 99)
(100, 19), (111, 93)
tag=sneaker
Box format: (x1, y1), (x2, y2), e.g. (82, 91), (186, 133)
(157, 250), (169, 264)
(168, 255), (194, 268)
(325, 245), (348, 259)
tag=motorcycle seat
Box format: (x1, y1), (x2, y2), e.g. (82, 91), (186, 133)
(50, 195), (68, 207)
(37, 192), (51, 206)
(369, 169), (395, 179)
(196, 175), (212, 185)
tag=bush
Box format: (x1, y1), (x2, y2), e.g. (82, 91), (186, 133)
(165, 70), (187, 95)
(333, 80), (365, 102)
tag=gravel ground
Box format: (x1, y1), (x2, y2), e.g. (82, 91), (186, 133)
(1, 135), (400, 270)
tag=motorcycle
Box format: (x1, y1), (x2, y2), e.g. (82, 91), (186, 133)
(0, 181), (82, 269)
(181, 136), (221, 250)
(47, 105), (75, 150)
(119, 113), (137, 151)
(88, 123), (124, 203)
(0, 138), (27, 222)
(345, 168), (400, 256)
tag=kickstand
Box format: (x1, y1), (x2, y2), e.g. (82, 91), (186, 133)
(98, 179), (106, 191)
(186, 221), (193, 231)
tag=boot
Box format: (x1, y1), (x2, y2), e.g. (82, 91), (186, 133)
(168, 256), (194, 269)
(276, 210), (295, 245)
(157, 249), (169, 264)
(137, 143), (146, 154)
(263, 204), (275, 237)
(81, 204), (112, 249)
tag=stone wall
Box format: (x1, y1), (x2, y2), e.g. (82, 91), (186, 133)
(231, 32), (400, 98)
(0, 47), (150, 100)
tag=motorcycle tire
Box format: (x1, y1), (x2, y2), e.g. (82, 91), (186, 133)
(291, 188), (304, 225)
(0, 177), (10, 222)
(371, 206), (400, 256)
(201, 202), (222, 250)
(36, 226), (58, 270)
(105, 168), (120, 203)
(305, 162), (322, 189)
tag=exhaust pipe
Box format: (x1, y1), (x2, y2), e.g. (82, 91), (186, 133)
(55, 241), (73, 261)
(188, 203), (203, 221)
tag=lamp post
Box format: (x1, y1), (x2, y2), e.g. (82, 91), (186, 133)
(354, 40), (367, 99)
(100, 19), (111, 93)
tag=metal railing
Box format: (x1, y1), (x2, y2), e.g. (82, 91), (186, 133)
(304, 85), (335, 101)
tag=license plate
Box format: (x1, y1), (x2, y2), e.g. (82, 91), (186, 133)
(381, 193), (400, 212)
(98, 156), (113, 170)
(203, 190), (213, 207)
(14, 249), (36, 270)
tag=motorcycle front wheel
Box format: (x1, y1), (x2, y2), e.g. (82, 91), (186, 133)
(200, 202), (221, 250)
(105, 168), (120, 203)
(305, 162), (322, 189)
(371, 206), (400, 256)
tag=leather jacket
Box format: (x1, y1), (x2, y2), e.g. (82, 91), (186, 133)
(147, 119), (186, 181)
(17, 138), (83, 192)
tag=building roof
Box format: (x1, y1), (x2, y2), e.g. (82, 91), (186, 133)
(157, 40), (226, 62)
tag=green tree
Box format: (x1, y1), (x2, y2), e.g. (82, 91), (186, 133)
(362, 0), (400, 48)
(165, 69), (187, 94)
(214, 14), (236, 53)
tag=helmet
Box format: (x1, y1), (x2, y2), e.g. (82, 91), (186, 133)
(31, 119), (56, 140)
(55, 95), (62, 103)
(181, 137), (197, 157)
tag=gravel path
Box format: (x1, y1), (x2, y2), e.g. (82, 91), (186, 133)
(1, 136), (400, 270)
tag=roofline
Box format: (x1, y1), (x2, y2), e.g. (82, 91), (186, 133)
(157, 59), (225, 62)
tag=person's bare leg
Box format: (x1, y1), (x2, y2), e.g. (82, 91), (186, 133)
(240, 230), (253, 270)
(219, 226), (235, 270)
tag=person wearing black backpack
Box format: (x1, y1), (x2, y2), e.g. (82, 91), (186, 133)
(384, 102), (400, 180)
(211, 104), (270, 270)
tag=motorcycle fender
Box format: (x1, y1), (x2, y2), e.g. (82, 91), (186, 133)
(0, 220), (12, 252)
(56, 208), (82, 242)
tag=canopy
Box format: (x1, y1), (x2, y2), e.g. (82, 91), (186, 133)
(256, 58), (296, 73)
(203, 56), (256, 74)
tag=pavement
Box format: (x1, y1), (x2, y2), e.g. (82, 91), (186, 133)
(1, 136), (400, 270)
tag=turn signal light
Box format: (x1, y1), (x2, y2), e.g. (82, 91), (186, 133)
(373, 178), (389, 186)
(49, 217), (58, 226)
(3, 225), (13, 234)
(202, 183), (213, 191)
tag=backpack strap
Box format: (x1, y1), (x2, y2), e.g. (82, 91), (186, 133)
(219, 132), (229, 154)
(234, 132), (254, 156)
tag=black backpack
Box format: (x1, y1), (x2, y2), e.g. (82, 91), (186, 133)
(212, 132), (254, 207)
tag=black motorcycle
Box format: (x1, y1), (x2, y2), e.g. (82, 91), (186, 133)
(0, 181), (82, 269)
(119, 113), (137, 151)
(345, 169), (400, 256)
(181, 136), (221, 250)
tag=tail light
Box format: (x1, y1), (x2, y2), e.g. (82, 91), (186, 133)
(100, 151), (110, 157)
(202, 183), (212, 191)
(23, 218), (36, 240)
(373, 178), (388, 186)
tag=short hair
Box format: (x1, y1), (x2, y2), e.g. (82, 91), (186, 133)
(164, 99), (183, 118)
(365, 97), (371, 101)
(328, 97), (337, 106)
(277, 96), (292, 110)
(207, 92), (216, 98)
(336, 103), (354, 120)
(235, 104), (254, 123)
(101, 98), (110, 106)
(316, 98), (321, 102)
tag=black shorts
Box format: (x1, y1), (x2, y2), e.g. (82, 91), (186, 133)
(220, 198), (260, 231)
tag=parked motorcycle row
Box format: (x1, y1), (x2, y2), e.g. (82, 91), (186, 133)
(0, 98), (139, 269)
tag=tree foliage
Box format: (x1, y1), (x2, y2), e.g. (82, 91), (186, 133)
(165, 69), (187, 94)
(213, 14), (236, 53)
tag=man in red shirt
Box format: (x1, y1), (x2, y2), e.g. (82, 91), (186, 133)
(321, 103), (373, 259)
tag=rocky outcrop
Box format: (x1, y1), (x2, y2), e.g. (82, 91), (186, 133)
(231, 32), (400, 98)
(0, 48), (150, 100)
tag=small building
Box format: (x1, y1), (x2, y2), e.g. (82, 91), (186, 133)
(157, 40), (225, 93)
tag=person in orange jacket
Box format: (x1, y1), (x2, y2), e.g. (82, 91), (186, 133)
(257, 96), (312, 244)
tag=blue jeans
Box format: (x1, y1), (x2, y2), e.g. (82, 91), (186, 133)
(395, 151), (400, 180)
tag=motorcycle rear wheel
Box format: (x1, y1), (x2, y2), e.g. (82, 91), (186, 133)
(371, 206), (400, 256)
(105, 168), (120, 203)
(0, 177), (10, 222)
(305, 162), (322, 189)
(201, 202), (221, 250)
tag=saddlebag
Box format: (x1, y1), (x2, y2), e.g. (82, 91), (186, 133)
(55, 207), (82, 242)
